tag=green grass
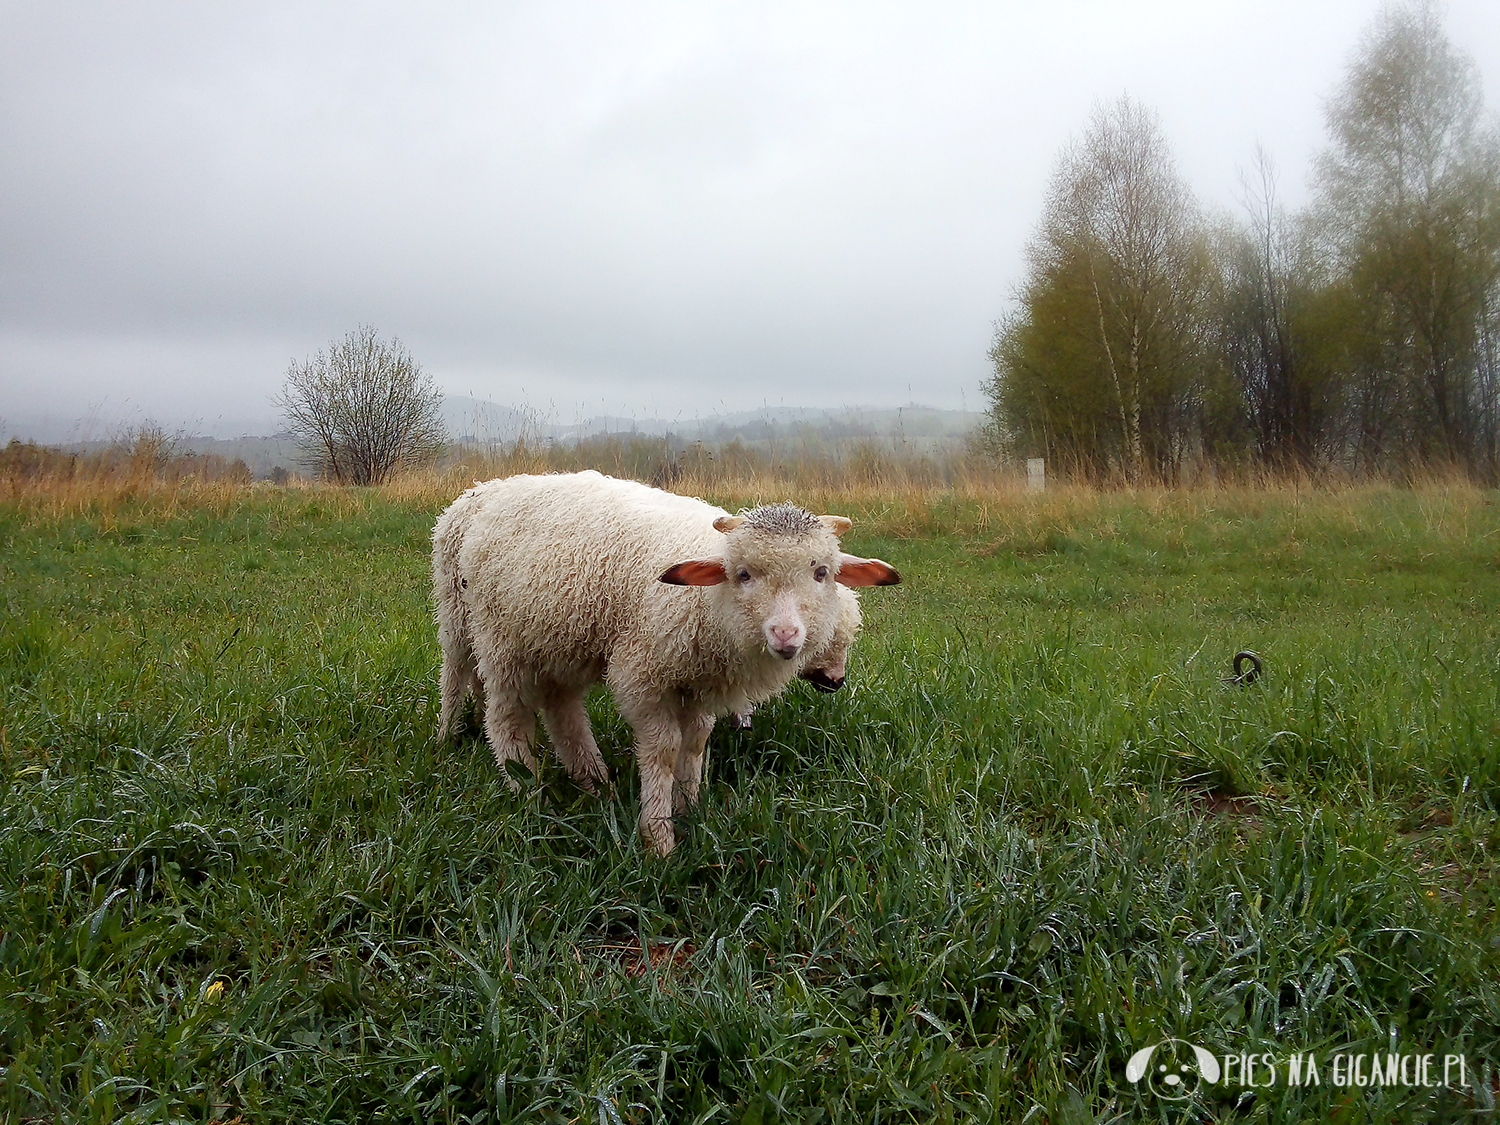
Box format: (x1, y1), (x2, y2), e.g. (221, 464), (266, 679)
(1, 485), (1497, 1123)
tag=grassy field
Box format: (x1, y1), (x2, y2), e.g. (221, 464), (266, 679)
(1, 478), (1497, 1122)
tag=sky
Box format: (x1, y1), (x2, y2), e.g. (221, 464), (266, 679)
(3, 1), (1499, 440)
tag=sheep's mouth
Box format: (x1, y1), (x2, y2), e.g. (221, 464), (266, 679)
(801, 669), (845, 693)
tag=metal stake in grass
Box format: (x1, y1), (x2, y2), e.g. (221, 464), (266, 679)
(1223, 650), (1263, 685)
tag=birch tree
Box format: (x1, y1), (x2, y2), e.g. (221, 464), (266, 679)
(1313, 0), (1500, 472)
(988, 96), (1212, 480)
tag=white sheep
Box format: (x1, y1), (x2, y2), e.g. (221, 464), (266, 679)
(432, 470), (899, 854)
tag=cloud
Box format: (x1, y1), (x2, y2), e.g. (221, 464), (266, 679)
(2, 0), (1497, 435)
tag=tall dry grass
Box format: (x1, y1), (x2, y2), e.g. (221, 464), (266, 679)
(5, 428), (1490, 544)
(377, 434), (1044, 538)
(0, 427), (253, 520)
(383, 434), (1493, 539)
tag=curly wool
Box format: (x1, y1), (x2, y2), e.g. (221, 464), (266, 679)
(741, 503), (821, 536)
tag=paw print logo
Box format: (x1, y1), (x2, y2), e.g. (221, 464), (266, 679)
(1126, 1039), (1221, 1100)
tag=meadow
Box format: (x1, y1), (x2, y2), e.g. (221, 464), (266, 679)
(1, 469), (1497, 1122)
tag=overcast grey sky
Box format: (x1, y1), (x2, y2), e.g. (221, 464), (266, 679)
(3, 1), (1498, 439)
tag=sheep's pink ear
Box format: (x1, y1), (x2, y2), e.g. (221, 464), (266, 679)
(836, 555), (900, 587)
(659, 558), (729, 586)
(713, 515), (744, 533)
(819, 515), (853, 536)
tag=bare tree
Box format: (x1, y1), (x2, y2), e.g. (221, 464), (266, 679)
(1217, 147), (1345, 470)
(276, 326), (447, 485)
(1232, 150), (1298, 463)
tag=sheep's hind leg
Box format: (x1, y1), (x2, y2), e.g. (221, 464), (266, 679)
(468, 668), (486, 724)
(541, 690), (609, 794)
(482, 692), (539, 789)
(437, 644), (476, 740)
(673, 712), (715, 815)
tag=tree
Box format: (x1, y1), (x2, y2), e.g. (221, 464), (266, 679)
(1312, 0), (1500, 473)
(987, 97), (1214, 481)
(1216, 148), (1344, 470)
(276, 326), (447, 485)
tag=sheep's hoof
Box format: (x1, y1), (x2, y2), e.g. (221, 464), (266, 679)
(641, 820), (676, 856)
(502, 758), (536, 786)
(576, 776), (613, 799)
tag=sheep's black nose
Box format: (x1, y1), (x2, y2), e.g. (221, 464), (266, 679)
(801, 669), (844, 693)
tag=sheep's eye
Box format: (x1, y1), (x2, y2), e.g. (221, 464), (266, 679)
(737, 569), (752, 583)
(814, 565), (829, 582)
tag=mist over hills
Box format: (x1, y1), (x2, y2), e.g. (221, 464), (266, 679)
(5, 395), (986, 480)
(442, 396), (983, 450)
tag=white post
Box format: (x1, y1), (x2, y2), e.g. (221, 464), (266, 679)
(1027, 457), (1046, 492)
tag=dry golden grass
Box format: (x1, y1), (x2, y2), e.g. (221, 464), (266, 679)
(5, 430), (1490, 548)
(1, 428), (253, 523)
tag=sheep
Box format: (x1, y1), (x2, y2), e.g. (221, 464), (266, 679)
(735, 584), (861, 727)
(432, 470), (899, 854)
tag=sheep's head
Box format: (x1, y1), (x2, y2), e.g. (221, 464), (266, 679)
(659, 503), (898, 662)
(800, 584), (862, 691)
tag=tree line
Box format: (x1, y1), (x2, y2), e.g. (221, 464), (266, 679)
(985, 2), (1500, 482)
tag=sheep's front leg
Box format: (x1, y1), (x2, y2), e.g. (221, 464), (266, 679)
(630, 712), (684, 855)
(674, 712), (715, 815)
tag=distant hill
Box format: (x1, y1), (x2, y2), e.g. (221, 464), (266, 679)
(440, 397), (541, 445)
(0, 409), (284, 446)
(16, 434), (307, 479)
(177, 435), (304, 478)
(442, 395), (985, 454)
(6, 397), (988, 479)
